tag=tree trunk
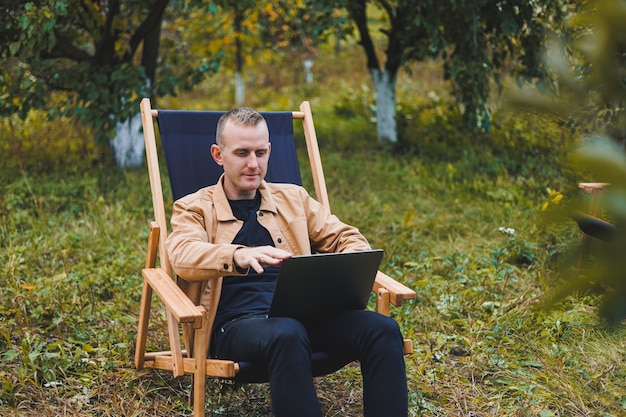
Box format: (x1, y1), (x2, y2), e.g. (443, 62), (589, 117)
(111, 112), (145, 168)
(371, 68), (398, 145)
(109, 4), (163, 169)
(235, 71), (245, 105)
(141, 18), (162, 87)
(304, 58), (314, 84)
(234, 9), (245, 105)
(347, 0), (399, 146)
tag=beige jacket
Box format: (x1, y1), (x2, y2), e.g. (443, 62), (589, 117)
(166, 175), (371, 308)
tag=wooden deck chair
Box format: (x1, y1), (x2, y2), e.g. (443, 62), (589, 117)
(134, 98), (416, 417)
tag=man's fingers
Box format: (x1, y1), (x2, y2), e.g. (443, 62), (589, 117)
(250, 259), (264, 274)
(233, 246), (292, 274)
(262, 247), (292, 260)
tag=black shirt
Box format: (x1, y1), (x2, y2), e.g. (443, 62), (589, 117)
(213, 192), (279, 331)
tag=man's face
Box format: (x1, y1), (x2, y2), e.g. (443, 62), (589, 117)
(211, 120), (270, 200)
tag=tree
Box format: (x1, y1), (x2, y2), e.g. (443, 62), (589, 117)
(182, 0), (346, 105)
(178, 0), (273, 106)
(335, 0), (567, 146)
(197, 0), (261, 105)
(0, 0), (217, 166)
(259, 1), (350, 85)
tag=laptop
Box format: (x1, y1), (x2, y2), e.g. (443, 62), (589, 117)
(268, 249), (384, 319)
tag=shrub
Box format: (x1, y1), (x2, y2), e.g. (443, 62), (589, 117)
(393, 96), (579, 187)
(0, 110), (101, 181)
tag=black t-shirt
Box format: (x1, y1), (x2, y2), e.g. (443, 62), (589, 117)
(213, 192), (279, 331)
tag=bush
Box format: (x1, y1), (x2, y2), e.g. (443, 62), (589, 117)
(393, 96), (579, 186)
(0, 110), (101, 181)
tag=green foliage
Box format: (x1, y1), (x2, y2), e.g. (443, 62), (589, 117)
(0, 108), (100, 177)
(0, 0), (219, 149)
(326, 58), (578, 188)
(0, 0), (569, 153)
(437, 0), (565, 130)
(49, 63), (149, 141)
(334, 83), (578, 184)
(510, 0), (626, 325)
(337, 0), (568, 140)
(0, 168), (148, 411)
(260, 0), (352, 56)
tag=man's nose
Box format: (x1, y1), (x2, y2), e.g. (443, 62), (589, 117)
(246, 154), (259, 168)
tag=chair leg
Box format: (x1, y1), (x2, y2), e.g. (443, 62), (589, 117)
(191, 310), (210, 417)
(579, 234), (593, 265)
(135, 281), (153, 369)
(578, 184), (604, 265)
(191, 374), (206, 417)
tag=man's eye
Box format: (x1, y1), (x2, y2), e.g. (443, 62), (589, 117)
(256, 150), (267, 157)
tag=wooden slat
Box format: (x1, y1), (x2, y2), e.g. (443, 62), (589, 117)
(403, 339), (413, 355)
(578, 182), (608, 194)
(154, 109), (305, 120)
(144, 356), (238, 378)
(300, 101), (330, 210)
(167, 310), (185, 377)
(145, 221), (160, 269)
(134, 280), (153, 370)
(144, 350), (188, 359)
(136, 221), (160, 370)
(140, 98), (171, 274)
(373, 271), (416, 306)
(192, 306), (210, 417)
(142, 268), (203, 327)
(578, 182), (609, 219)
(377, 287), (391, 316)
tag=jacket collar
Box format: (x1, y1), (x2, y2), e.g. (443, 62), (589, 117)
(213, 174), (278, 221)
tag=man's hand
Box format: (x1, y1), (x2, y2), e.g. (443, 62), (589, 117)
(233, 246), (292, 274)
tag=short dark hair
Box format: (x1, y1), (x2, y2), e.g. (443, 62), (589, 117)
(216, 107), (266, 146)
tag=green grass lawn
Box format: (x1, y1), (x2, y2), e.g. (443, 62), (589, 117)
(1, 43), (625, 416)
(1, 145), (625, 416)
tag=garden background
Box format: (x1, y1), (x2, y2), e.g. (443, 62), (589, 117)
(1, 1), (626, 416)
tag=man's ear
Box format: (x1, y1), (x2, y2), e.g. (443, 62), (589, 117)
(211, 144), (223, 166)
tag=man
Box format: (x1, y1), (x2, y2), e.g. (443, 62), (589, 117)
(166, 107), (408, 417)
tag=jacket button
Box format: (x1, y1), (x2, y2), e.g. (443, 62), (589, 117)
(258, 212), (264, 217)
(223, 263), (229, 270)
(277, 238), (282, 243)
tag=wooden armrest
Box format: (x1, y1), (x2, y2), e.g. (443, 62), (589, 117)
(373, 271), (416, 307)
(578, 182), (609, 194)
(142, 267), (204, 328)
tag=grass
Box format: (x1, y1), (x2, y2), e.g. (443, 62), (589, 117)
(1, 41), (626, 416)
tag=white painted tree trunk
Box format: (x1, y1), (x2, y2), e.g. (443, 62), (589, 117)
(303, 59), (314, 84)
(111, 112), (145, 168)
(235, 71), (245, 105)
(371, 68), (398, 145)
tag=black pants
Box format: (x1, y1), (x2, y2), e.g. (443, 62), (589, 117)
(213, 310), (408, 417)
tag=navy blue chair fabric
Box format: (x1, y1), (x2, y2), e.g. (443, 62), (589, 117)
(156, 109), (353, 383)
(157, 110), (302, 201)
(572, 211), (616, 241)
